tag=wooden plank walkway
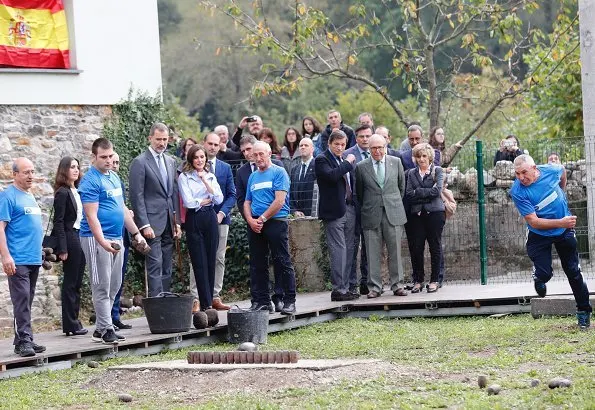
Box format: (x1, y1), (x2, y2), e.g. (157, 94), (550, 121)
(0, 279), (592, 378)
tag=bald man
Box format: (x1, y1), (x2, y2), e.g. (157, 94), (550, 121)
(0, 158), (46, 357)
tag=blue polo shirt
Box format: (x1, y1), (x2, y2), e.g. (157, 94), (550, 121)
(0, 185), (43, 265)
(79, 166), (125, 239)
(246, 164), (290, 218)
(511, 164), (569, 237)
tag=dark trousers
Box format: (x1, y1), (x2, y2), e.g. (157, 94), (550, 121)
(186, 207), (219, 309)
(111, 244), (129, 321)
(353, 209), (368, 286)
(8, 265), (40, 345)
(61, 230), (86, 332)
(146, 219), (174, 297)
(527, 229), (592, 313)
(409, 211), (446, 283)
(248, 219), (296, 305)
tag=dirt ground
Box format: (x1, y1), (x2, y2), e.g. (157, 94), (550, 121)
(85, 361), (459, 403)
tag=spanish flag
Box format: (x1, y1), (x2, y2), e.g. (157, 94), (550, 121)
(0, 0), (70, 68)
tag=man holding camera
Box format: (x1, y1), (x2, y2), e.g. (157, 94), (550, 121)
(494, 134), (523, 165)
(232, 115), (264, 149)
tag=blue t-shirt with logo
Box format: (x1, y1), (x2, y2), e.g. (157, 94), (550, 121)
(246, 164), (290, 218)
(510, 164), (569, 237)
(0, 185), (43, 265)
(79, 166), (125, 239)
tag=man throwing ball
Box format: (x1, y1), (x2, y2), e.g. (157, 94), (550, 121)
(511, 154), (591, 329)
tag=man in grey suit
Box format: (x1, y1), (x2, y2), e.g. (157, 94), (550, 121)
(343, 125), (372, 295)
(355, 134), (408, 298)
(129, 123), (181, 297)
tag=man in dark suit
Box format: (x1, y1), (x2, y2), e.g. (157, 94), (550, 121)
(343, 125), (372, 295)
(355, 134), (408, 298)
(235, 135), (285, 311)
(315, 130), (359, 302)
(215, 125), (243, 172)
(203, 132), (237, 310)
(129, 123), (181, 297)
(289, 137), (317, 217)
(376, 126), (402, 159)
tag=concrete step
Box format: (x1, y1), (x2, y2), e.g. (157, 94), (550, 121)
(531, 295), (595, 318)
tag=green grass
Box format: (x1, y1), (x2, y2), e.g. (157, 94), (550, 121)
(0, 315), (593, 409)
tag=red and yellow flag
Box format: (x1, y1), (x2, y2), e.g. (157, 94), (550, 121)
(0, 0), (70, 68)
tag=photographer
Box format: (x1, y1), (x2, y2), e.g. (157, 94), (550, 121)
(493, 134), (523, 165)
(232, 115), (264, 150)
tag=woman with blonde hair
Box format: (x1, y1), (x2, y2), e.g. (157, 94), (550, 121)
(405, 143), (446, 293)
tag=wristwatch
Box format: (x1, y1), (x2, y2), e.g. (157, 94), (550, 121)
(259, 215), (267, 223)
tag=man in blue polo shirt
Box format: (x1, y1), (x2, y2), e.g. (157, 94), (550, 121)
(511, 154), (592, 329)
(79, 138), (147, 344)
(244, 141), (296, 315)
(0, 158), (46, 357)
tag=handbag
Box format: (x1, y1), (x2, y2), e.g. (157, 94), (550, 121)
(42, 208), (58, 249)
(441, 187), (457, 218)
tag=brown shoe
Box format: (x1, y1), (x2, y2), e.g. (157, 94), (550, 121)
(393, 288), (408, 296)
(212, 297), (230, 311)
(367, 290), (381, 299)
(191, 299), (200, 314)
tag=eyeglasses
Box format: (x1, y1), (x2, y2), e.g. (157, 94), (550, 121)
(369, 146), (385, 151)
(113, 161), (120, 165)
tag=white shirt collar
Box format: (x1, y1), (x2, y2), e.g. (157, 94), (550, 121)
(148, 146), (164, 159)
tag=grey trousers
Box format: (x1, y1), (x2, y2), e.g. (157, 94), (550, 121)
(364, 210), (405, 293)
(8, 265), (40, 345)
(324, 204), (356, 294)
(190, 224), (229, 299)
(81, 237), (124, 334)
(146, 220), (174, 297)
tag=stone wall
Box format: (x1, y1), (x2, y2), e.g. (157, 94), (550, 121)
(0, 105), (112, 327)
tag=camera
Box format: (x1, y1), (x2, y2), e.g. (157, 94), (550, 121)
(503, 139), (515, 148)
(246, 115), (258, 123)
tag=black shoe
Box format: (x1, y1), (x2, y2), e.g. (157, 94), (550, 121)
(89, 313), (96, 325)
(272, 299), (284, 313)
(359, 283), (369, 295)
(331, 291), (358, 301)
(534, 280), (547, 298)
(102, 329), (119, 344)
(65, 328), (88, 336)
(113, 319), (132, 330)
(92, 330), (102, 343)
(280, 302), (296, 315)
(250, 302), (274, 313)
(31, 342), (46, 353)
(14, 342), (36, 357)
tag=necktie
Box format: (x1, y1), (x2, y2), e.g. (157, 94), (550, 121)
(157, 154), (168, 189)
(300, 163), (306, 181)
(362, 151), (369, 159)
(209, 160), (214, 173)
(376, 160), (385, 189)
(251, 163), (257, 173)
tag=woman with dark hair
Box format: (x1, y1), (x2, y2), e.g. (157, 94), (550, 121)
(178, 137), (198, 161)
(257, 128), (282, 159)
(280, 127), (302, 173)
(429, 126), (464, 168)
(51, 157), (87, 336)
(178, 144), (223, 310)
(302, 116), (322, 156)
(494, 134), (523, 165)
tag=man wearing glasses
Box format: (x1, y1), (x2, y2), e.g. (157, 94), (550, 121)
(0, 158), (46, 356)
(355, 135), (408, 299)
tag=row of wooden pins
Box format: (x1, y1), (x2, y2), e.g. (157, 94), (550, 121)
(187, 350), (299, 364)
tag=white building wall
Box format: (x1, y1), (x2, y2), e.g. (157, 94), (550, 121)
(0, 0), (162, 105)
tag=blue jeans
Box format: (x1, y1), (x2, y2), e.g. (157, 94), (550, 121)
(526, 229), (592, 312)
(248, 219), (296, 305)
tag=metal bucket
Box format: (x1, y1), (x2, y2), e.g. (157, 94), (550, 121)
(142, 292), (193, 334)
(227, 306), (269, 344)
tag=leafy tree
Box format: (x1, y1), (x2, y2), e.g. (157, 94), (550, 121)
(201, 0), (576, 162)
(158, 0), (183, 39)
(525, 0), (582, 138)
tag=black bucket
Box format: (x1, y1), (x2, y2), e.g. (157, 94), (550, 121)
(143, 292), (193, 334)
(227, 306), (269, 344)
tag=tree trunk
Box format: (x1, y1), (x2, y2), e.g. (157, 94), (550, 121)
(425, 44), (439, 131)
